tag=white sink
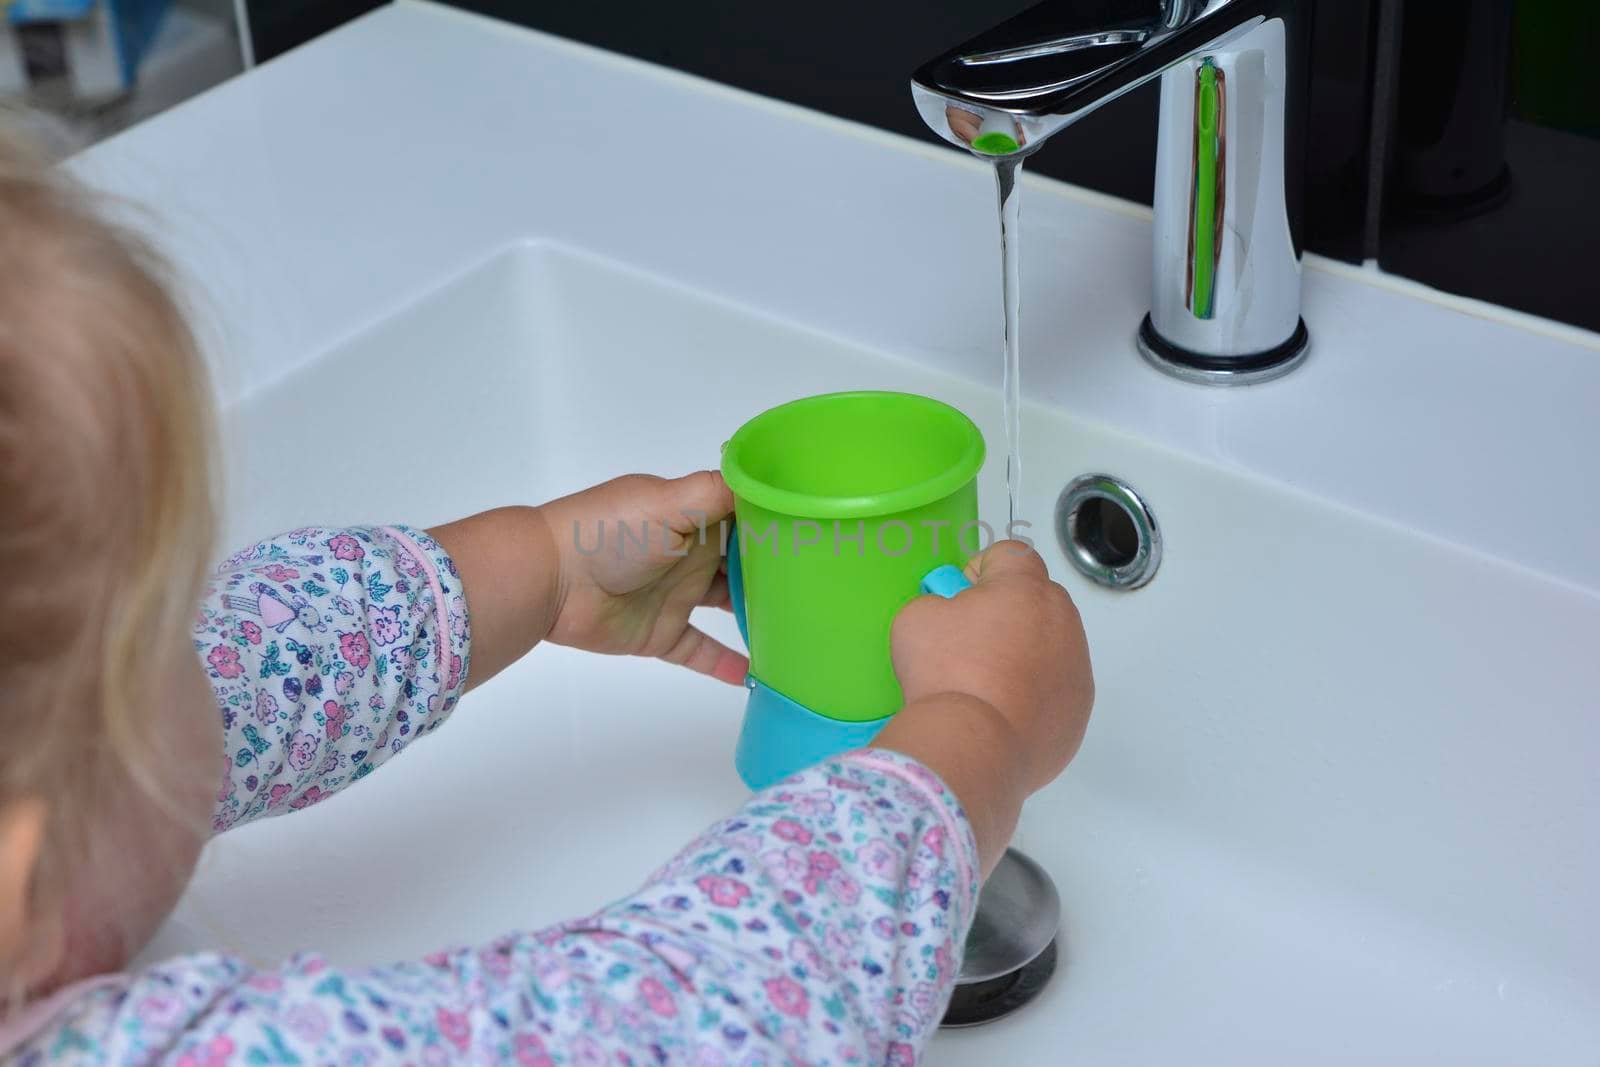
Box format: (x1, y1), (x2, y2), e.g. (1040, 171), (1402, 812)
(86, 3), (1599, 1062)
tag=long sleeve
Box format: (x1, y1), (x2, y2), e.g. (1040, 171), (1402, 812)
(12, 750), (981, 1066)
(194, 525), (471, 832)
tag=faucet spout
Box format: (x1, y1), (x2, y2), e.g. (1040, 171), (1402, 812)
(913, 0), (1312, 384)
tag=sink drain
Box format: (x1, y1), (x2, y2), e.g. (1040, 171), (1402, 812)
(1056, 474), (1161, 590)
(941, 848), (1061, 1028)
(941, 938), (1057, 1027)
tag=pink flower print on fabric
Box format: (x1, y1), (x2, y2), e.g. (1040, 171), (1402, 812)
(789, 937), (824, 973)
(802, 850), (840, 895)
(286, 730), (317, 771)
(260, 563), (299, 582)
(908, 982), (941, 1021)
(207, 644), (242, 679)
(788, 789), (836, 818)
(824, 922), (858, 960)
(763, 976), (809, 1019)
(240, 620), (263, 644)
(326, 533), (365, 562)
(289, 786), (328, 810)
(771, 819), (812, 845)
(586, 984), (621, 1035)
(283, 1002), (330, 1045)
(175, 1035), (235, 1067)
(219, 545), (260, 570)
(476, 939), (517, 983)
(435, 1006), (471, 1052)
(858, 838), (901, 882)
(136, 992), (185, 1028)
(761, 845), (809, 886)
(638, 976), (679, 1018)
(569, 1034), (606, 1067)
(514, 1032), (556, 1067)
(370, 604), (404, 646)
(694, 875), (751, 908)
(244, 973), (285, 994)
(722, 830), (763, 855)
(393, 546), (424, 578)
(826, 868), (861, 906)
(338, 630), (371, 671)
(934, 940), (956, 982)
(324, 700), (351, 740)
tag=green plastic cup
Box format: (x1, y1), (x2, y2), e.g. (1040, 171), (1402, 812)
(721, 391), (986, 722)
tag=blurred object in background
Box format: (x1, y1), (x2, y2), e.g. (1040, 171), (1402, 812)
(5, 0), (171, 101)
(0, 0), (393, 158)
(1, 0), (242, 156)
(1380, 0), (1600, 331)
(1390, 0), (1514, 221)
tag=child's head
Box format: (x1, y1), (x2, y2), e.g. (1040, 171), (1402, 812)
(0, 127), (220, 1000)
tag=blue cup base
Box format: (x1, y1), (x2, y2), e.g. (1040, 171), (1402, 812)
(735, 678), (891, 791)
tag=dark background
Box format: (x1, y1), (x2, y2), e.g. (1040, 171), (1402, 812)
(249, 0), (1599, 333)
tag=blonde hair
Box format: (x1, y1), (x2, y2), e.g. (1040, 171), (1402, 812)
(0, 125), (215, 992)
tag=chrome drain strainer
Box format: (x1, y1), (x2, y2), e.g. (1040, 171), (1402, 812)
(941, 848), (1061, 1028)
(942, 937), (1058, 1027)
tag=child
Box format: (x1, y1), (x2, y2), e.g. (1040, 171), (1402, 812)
(0, 127), (1093, 1064)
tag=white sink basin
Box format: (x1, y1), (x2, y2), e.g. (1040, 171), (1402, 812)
(84, 3), (1598, 1062)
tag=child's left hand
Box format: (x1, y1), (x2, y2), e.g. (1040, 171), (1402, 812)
(429, 471), (747, 691)
(537, 471), (747, 685)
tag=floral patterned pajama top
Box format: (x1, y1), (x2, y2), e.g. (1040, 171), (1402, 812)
(3, 527), (981, 1066)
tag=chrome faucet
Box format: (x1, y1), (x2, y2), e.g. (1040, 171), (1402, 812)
(913, 0), (1311, 384)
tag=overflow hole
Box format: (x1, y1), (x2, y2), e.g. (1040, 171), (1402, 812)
(1056, 474), (1161, 590)
(1073, 496), (1139, 569)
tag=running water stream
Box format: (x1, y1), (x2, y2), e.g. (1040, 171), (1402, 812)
(994, 158), (1024, 533)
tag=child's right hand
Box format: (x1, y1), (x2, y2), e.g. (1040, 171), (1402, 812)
(893, 542), (1092, 793)
(874, 541), (1093, 874)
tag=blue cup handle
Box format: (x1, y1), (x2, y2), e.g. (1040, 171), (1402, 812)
(919, 563), (973, 599)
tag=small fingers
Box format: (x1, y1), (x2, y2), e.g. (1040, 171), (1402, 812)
(662, 470), (735, 536)
(699, 571), (733, 610)
(660, 624), (749, 686)
(966, 539), (1048, 583)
